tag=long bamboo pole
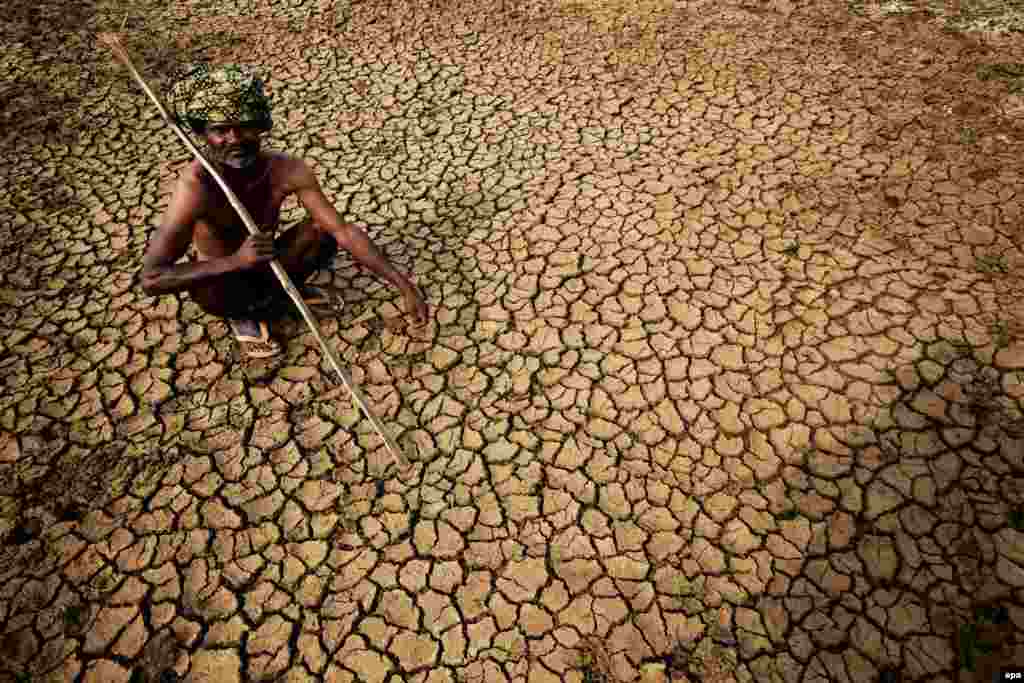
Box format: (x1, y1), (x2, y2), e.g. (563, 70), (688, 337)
(98, 33), (409, 471)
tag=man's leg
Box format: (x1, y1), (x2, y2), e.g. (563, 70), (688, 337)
(190, 219), (335, 316)
(275, 218), (338, 284)
(188, 257), (282, 358)
(189, 269), (268, 318)
(272, 219), (339, 306)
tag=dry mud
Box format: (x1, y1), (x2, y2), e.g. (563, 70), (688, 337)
(3, 0), (1024, 681)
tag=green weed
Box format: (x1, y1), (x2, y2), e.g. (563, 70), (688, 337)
(991, 320), (1011, 349)
(672, 574), (694, 597)
(959, 604), (1011, 671)
(578, 635), (614, 683)
(63, 604), (83, 629)
(1009, 506), (1024, 530)
(959, 622), (995, 671)
(778, 508), (799, 521)
(663, 632), (691, 678)
(976, 254), (1009, 274)
(977, 62), (1024, 91)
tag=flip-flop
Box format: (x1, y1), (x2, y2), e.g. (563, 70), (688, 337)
(297, 285), (339, 310)
(229, 319), (282, 359)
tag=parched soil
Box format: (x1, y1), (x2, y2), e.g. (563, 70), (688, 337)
(2, 0), (1024, 681)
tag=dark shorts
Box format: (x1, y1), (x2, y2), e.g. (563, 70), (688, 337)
(190, 222), (338, 319)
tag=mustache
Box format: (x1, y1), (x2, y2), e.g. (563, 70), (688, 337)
(217, 140), (261, 168)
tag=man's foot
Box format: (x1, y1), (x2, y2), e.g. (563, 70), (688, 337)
(229, 319), (282, 358)
(296, 285), (339, 310)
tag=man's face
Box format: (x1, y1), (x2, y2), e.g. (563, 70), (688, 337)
(205, 123), (263, 169)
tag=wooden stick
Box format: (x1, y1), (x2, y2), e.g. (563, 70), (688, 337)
(98, 32), (410, 471)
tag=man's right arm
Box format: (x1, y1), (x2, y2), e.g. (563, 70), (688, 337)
(141, 171), (272, 296)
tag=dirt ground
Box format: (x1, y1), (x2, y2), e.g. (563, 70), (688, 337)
(3, 0), (1024, 681)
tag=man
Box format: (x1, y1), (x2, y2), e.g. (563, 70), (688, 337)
(141, 64), (428, 358)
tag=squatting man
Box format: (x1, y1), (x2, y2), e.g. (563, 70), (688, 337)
(141, 64), (429, 358)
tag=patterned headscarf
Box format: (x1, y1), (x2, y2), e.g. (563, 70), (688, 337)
(167, 63), (273, 133)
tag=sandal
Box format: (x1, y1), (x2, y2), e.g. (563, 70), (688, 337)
(297, 285), (339, 310)
(229, 319), (282, 359)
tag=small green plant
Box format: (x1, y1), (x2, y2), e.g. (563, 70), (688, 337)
(781, 241), (800, 256)
(960, 127), (978, 145)
(578, 635), (613, 683)
(976, 254), (1009, 274)
(959, 604), (1011, 671)
(778, 508), (799, 521)
(672, 574), (694, 597)
(992, 320), (1011, 349)
(663, 630), (691, 678)
(959, 622), (995, 671)
(1009, 506), (1024, 530)
(690, 638), (738, 678)
(63, 604), (84, 631)
(93, 571), (114, 593)
(976, 63), (1024, 92)
(15, 672), (32, 683)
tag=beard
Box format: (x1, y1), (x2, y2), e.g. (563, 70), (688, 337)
(213, 139), (261, 169)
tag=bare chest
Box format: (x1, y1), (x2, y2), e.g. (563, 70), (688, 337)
(193, 164), (291, 257)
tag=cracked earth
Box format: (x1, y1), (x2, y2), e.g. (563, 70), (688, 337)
(4, 0), (1024, 681)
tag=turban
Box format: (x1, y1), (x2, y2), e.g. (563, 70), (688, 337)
(167, 63), (273, 133)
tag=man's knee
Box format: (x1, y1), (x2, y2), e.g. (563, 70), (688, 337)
(280, 223), (336, 276)
(190, 275), (269, 319)
(313, 230), (338, 266)
(190, 284), (237, 318)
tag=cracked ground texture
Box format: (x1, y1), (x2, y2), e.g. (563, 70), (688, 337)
(3, 0), (1024, 681)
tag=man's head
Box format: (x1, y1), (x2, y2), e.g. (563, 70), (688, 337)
(168, 64), (273, 169)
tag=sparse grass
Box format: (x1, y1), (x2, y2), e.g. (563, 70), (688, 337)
(851, 0), (1024, 33)
(878, 0), (915, 15)
(689, 637), (738, 682)
(949, 1), (1024, 33)
(976, 62), (1024, 91)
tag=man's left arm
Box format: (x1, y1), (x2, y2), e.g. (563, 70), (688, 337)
(293, 160), (429, 324)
